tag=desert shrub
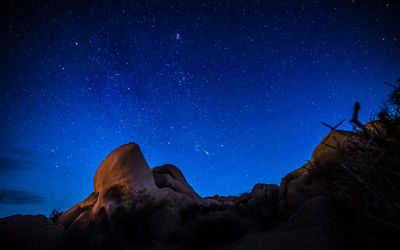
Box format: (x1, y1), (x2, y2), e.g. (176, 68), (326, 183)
(49, 208), (62, 222)
(384, 79), (400, 117)
(308, 80), (400, 249)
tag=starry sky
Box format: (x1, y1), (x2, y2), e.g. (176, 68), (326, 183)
(0, 0), (399, 217)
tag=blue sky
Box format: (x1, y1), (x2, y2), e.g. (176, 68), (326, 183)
(0, 0), (399, 217)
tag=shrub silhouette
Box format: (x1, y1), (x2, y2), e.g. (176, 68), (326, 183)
(49, 208), (62, 222)
(308, 79), (400, 249)
(384, 79), (400, 117)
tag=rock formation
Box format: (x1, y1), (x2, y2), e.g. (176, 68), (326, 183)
(56, 142), (206, 243)
(58, 142), (158, 226)
(1, 119), (399, 250)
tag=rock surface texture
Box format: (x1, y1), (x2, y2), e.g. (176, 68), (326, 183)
(58, 142), (159, 227)
(1, 120), (399, 249)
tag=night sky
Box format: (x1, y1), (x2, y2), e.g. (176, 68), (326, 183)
(0, 0), (399, 218)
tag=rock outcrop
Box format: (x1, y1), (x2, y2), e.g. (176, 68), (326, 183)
(57, 143), (206, 242)
(2, 119), (399, 249)
(152, 164), (203, 203)
(58, 142), (159, 226)
(53, 135), (346, 249)
(279, 129), (360, 213)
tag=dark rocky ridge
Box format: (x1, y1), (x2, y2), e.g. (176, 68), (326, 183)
(1, 119), (399, 250)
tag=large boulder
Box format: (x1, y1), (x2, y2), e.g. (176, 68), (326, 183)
(58, 142), (157, 226)
(90, 142), (157, 220)
(280, 130), (357, 212)
(57, 142), (206, 243)
(57, 191), (98, 227)
(93, 142), (157, 193)
(247, 184), (279, 207)
(279, 163), (322, 212)
(311, 130), (357, 169)
(246, 184), (279, 218)
(152, 164), (204, 204)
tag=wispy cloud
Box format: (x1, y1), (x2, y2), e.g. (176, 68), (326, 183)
(0, 142), (39, 172)
(0, 143), (34, 158)
(0, 189), (43, 204)
(0, 143), (44, 205)
(0, 156), (38, 171)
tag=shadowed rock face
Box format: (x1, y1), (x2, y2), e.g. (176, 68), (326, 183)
(279, 129), (359, 212)
(152, 164), (203, 203)
(311, 130), (358, 169)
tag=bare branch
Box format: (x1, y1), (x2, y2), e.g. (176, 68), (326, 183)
(384, 81), (397, 89)
(321, 119), (345, 130)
